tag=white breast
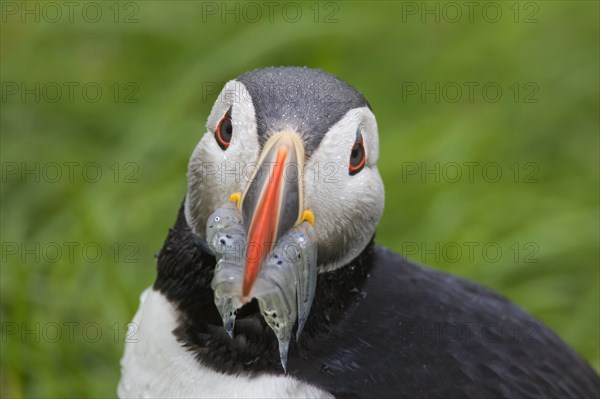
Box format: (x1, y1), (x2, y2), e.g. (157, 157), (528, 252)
(118, 288), (333, 398)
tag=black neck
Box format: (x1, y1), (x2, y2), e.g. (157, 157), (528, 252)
(154, 200), (375, 375)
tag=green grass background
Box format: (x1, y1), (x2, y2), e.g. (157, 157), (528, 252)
(1, 1), (598, 397)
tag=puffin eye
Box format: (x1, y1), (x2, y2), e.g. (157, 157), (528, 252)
(215, 107), (233, 150)
(349, 130), (366, 175)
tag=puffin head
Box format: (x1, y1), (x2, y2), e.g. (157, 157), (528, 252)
(181, 67), (384, 369)
(185, 67), (384, 274)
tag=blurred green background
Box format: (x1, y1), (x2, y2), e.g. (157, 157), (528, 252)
(1, 1), (598, 397)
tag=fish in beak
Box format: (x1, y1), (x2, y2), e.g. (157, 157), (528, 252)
(206, 131), (317, 372)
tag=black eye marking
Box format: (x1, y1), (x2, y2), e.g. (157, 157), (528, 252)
(215, 106), (233, 150)
(349, 129), (366, 175)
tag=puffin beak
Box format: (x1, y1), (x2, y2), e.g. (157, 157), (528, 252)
(239, 131), (306, 302)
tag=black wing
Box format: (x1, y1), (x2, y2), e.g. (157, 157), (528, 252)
(288, 246), (600, 399)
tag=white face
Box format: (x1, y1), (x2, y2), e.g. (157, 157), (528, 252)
(185, 79), (385, 272)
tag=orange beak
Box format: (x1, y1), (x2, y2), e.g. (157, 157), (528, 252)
(239, 132), (305, 301)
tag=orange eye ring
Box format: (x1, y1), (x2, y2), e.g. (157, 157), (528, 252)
(349, 132), (366, 175)
(215, 108), (232, 150)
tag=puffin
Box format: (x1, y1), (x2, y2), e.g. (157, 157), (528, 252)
(118, 66), (600, 398)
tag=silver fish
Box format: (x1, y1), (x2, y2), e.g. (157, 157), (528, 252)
(207, 202), (246, 337)
(207, 201), (318, 371)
